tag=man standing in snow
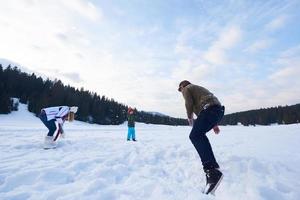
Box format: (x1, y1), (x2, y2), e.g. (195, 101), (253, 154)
(127, 107), (136, 141)
(178, 80), (224, 194)
(39, 106), (78, 149)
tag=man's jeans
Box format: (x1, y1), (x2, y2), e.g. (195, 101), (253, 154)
(189, 105), (225, 171)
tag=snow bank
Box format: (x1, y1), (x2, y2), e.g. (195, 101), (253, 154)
(0, 103), (299, 199)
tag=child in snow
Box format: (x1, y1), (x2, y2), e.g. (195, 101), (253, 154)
(127, 107), (136, 141)
(178, 80), (224, 194)
(39, 106), (78, 149)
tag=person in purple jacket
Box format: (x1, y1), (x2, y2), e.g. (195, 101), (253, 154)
(39, 106), (78, 149)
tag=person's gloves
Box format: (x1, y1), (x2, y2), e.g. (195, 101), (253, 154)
(56, 117), (63, 125)
(188, 118), (194, 126)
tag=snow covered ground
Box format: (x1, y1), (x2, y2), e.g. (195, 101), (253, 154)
(0, 103), (299, 200)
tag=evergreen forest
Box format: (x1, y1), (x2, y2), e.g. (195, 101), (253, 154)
(0, 65), (187, 125)
(1, 64), (299, 126)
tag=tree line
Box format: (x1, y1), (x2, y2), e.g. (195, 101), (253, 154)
(0, 65), (188, 126)
(219, 104), (300, 126)
(1, 64), (299, 126)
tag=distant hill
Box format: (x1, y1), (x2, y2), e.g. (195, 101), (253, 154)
(147, 111), (168, 117)
(0, 64), (187, 126)
(2, 61), (299, 127)
(220, 104), (300, 126)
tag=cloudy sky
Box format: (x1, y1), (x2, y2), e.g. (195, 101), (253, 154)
(0, 0), (299, 118)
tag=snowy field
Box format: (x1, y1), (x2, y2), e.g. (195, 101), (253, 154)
(0, 103), (300, 200)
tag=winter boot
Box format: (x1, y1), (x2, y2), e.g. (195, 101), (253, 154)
(133, 139), (137, 142)
(204, 168), (223, 195)
(43, 136), (57, 149)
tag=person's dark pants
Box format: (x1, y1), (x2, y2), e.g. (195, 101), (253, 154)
(39, 112), (57, 137)
(189, 105), (225, 171)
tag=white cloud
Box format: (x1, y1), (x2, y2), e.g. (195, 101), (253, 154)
(270, 67), (298, 84)
(0, 0), (299, 118)
(203, 26), (242, 65)
(223, 45), (300, 114)
(265, 15), (288, 31)
(0, 0), (102, 80)
(269, 45), (300, 85)
(245, 39), (272, 53)
(62, 1), (101, 21)
(172, 24), (234, 87)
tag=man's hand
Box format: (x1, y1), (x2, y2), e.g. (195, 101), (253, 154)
(188, 118), (194, 126)
(56, 117), (63, 125)
(58, 124), (64, 134)
(58, 124), (65, 138)
(213, 125), (220, 134)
